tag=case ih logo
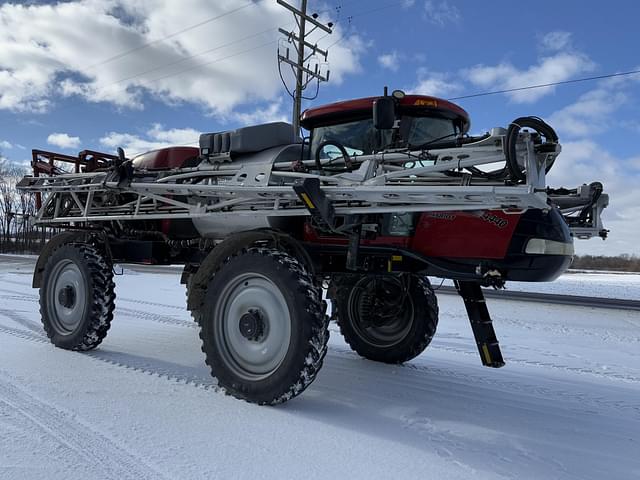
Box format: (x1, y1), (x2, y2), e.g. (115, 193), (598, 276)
(413, 99), (438, 107)
(426, 212), (456, 221)
(481, 212), (509, 229)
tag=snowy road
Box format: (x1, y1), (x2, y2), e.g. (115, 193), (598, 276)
(1, 255), (639, 480)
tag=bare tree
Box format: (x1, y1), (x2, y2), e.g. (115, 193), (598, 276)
(17, 189), (37, 252)
(0, 158), (31, 252)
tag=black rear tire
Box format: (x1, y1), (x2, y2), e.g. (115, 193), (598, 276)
(192, 247), (329, 405)
(40, 243), (116, 351)
(332, 274), (438, 364)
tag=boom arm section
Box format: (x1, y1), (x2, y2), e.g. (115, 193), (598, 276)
(17, 131), (607, 241)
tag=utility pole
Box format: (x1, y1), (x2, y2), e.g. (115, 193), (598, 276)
(277, 0), (333, 134)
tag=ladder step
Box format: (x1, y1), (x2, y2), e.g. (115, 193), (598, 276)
(455, 280), (505, 368)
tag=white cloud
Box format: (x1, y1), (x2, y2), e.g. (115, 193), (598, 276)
(465, 51), (595, 103)
(411, 68), (462, 97)
(47, 133), (81, 149)
(0, 1), (363, 116)
(321, 35), (367, 85)
(378, 51), (400, 72)
(548, 70), (640, 138)
(0, 140), (13, 149)
(546, 140), (640, 256)
(229, 99), (288, 126)
(540, 68), (640, 255)
(622, 120), (640, 134)
(540, 31), (573, 52)
(548, 88), (627, 137)
(423, 1), (460, 26)
(100, 124), (202, 156)
(99, 102), (293, 157)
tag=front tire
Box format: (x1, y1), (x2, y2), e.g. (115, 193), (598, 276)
(332, 274), (438, 364)
(40, 243), (116, 351)
(192, 247), (329, 405)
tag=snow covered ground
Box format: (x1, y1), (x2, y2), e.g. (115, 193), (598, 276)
(1, 255), (639, 480)
(431, 271), (640, 300)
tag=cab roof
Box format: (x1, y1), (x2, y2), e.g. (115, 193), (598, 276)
(300, 95), (470, 133)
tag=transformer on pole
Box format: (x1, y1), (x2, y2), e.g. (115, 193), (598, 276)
(277, 0), (332, 134)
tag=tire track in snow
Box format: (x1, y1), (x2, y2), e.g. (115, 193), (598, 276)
(3, 292), (637, 408)
(0, 287), (194, 330)
(2, 285), (637, 414)
(488, 314), (640, 344)
(118, 297), (186, 311)
(0, 293), (37, 302)
(0, 278), (31, 288)
(0, 277), (186, 311)
(0, 316), (220, 394)
(83, 350), (220, 391)
(1, 317), (637, 419)
(325, 347), (640, 417)
(0, 308), (44, 335)
(117, 307), (196, 329)
(429, 338), (640, 384)
(3, 288), (638, 389)
(329, 324), (640, 386)
(0, 288), (38, 301)
(0, 323), (48, 344)
(0, 373), (168, 480)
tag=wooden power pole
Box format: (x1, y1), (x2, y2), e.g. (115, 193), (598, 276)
(277, 0), (333, 134)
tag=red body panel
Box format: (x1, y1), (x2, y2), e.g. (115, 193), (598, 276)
(411, 211), (521, 259)
(303, 223), (411, 248)
(304, 210), (521, 260)
(132, 147), (199, 170)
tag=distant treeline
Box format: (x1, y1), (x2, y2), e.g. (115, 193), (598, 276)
(570, 254), (640, 272)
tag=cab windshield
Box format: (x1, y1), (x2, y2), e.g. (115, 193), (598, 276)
(310, 115), (458, 157)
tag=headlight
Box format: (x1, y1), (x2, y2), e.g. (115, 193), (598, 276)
(525, 238), (574, 255)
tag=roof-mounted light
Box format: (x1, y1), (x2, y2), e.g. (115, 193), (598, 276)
(392, 89), (406, 100)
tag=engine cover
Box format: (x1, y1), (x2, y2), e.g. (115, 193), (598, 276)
(131, 147), (200, 170)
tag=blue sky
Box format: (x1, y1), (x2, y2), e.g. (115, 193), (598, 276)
(0, 0), (639, 255)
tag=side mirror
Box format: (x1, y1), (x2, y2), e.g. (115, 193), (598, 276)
(373, 96), (396, 130)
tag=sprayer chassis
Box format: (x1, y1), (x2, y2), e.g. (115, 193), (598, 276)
(17, 126), (608, 405)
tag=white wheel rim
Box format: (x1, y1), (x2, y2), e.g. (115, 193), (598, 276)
(213, 273), (292, 380)
(47, 259), (87, 335)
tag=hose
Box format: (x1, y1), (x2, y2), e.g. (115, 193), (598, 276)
(505, 116), (558, 183)
(314, 140), (353, 173)
(578, 182), (603, 225)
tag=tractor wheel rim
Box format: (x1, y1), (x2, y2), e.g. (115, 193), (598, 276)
(214, 273), (291, 381)
(347, 277), (414, 348)
(48, 260), (86, 335)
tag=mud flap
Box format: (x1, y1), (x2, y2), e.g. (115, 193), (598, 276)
(454, 280), (505, 368)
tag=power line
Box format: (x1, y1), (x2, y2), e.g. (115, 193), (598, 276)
(60, 0), (404, 115)
(325, 1), (412, 49)
(126, 67), (640, 157)
(109, 26), (282, 87)
(83, 1), (265, 71)
(144, 39), (277, 85)
(35, 35), (277, 124)
(128, 0), (385, 102)
(447, 70), (640, 101)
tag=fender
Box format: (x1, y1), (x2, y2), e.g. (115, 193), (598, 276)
(185, 229), (311, 312)
(32, 231), (88, 288)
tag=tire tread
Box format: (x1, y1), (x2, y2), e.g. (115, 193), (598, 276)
(190, 247), (329, 405)
(334, 275), (438, 364)
(39, 243), (116, 351)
